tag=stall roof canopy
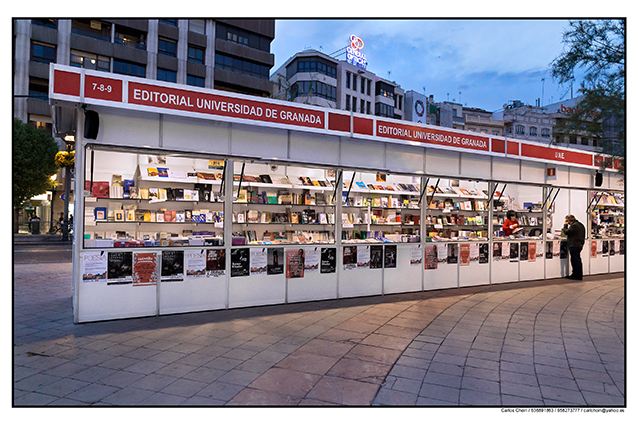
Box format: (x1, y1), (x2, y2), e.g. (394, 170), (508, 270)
(49, 64), (622, 172)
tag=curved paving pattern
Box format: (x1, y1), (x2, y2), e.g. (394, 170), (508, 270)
(14, 262), (624, 406)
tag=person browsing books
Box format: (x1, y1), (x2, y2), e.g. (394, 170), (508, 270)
(562, 214), (586, 280)
(503, 210), (520, 236)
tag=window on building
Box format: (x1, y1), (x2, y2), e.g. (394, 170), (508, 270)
(188, 45), (205, 64)
(361, 78), (365, 94)
(32, 19), (57, 29)
(367, 79), (371, 95)
(113, 59), (146, 77)
(160, 19), (178, 27)
(361, 99), (365, 113)
(529, 126), (537, 136)
(346, 72), (350, 89)
(569, 135), (577, 144)
(398, 95), (403, 110)
(375, 82), (394, 98)
(28, 79), (49, 101)
(31, 41), (56, 64)
(352, 75), (357, 92)
(157, 68), (177, 83)
(296, 59), (336, 78)
(159, 37), (177, 57)
(345, 95), (350, 111)
(215, 53), (270, 80)
(593, 138), (599, 147)
(516, 125), (525, 135)
(581, 137), (589, 146)
(541, 128), (551, 138)
(187, 74), (205, 87)
(291, 80), (336, 101)
(189, 19), (206, 34)
(70, 50), (110, 71)
(366, 101), (371, 114)
(375, 102), (394, 118)
(71, 19), (111, 42)
(215, 22), (271, 52)
(352, 96), (357, 112)
(114, 27), (146, 50)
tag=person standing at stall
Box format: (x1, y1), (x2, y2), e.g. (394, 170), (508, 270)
(503, 210), (520, 236)
(563, 214), (586, 280)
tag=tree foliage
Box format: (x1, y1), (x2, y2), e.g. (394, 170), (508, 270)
(13, 118), (60, 208)
(550, 20), (625, 171)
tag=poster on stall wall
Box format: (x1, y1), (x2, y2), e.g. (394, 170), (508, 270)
(107, 251), (133, 284)
(553, 241), (561, 257)
(596, 240), (603, 255)
(286, 248), (305, 278)
(132, 252), (158, 285)
(493, 242), (502, 262)
(343, 246), (357, 270)
(410, 245), (422, 266)
(501, 242), (510, 260)
(161, 250), (184, 281)
(459, 244), (470, 266)
(469, 243), (479, 263)
(528, 242), (536, 262)
(250, 248), (268, 275)
(437, 244), (448, 263)
(304, 247), (320, 273)
(446, 244), (458, 264)
(357, 245), (370, 268)
(185, 249), (206, 278)
(546, 241), (553, 259)
(384, 245), (397, 268)
(206, 249), (226, 277)
(370, 245), (383, 269)
(590, 240), (597, 258)
(609, 240), (615, 256)
(619, 240), (625, 255)
(535, 241), (544, 259)
(424, 245), (438, 270)
(479, 243), (489, 264)
(83, 251), (107, 282)
(267, 248), (284, 275)
(320, 248), (336, 274)
(520, 242), (529, 261)
(510, 242), (519, 262)
(602, 240), (609, 257)
(230, 248), (249, 277)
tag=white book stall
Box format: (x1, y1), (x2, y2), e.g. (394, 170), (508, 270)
(48, 64), (624, 323)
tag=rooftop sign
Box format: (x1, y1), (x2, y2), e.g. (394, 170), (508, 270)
(346, 35), (368, 69)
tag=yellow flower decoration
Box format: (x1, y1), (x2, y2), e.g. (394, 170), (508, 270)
(55, 151), (75, 168)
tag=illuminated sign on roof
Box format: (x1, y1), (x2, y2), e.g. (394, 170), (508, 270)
(346, 35), (367, 69)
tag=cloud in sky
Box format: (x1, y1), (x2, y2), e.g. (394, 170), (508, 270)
(271, 19), (573, 111)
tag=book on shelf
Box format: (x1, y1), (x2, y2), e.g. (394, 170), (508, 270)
(94, 207), (107, 221)
(259, 174), (273, 184)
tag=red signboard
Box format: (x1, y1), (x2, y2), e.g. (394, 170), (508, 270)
(520, 143), (593, 166)
(128, 82), (325, 129)
(376, 120), (489, 152)
(84, 75), (123, 102)
(53, 70), (81, 97)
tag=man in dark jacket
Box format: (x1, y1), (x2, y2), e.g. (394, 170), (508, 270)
(563, 214), (586, 280)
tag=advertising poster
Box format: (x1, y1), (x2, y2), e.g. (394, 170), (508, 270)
(596, 240), (603, 255)
(619, 240), (625, 255)
(501, 242), (510, 260)
(161, 250), (184, 281)
(357, 245), (370, 268)
(231, 248), (249, 277)
(286, 248), (305, 278)
(535, 241), (544, 259)
(267, 247), (284, 275)
(479, 243), (489, 264)
(493, 242), (502, 261)
(304, 247), (320, 273)
(510, 242), (519, 262)
(107, 251), (133, 284)
(590, 240), (597, 258)
(609, 240), (615, 256)
(132, 252), (158, 285)
(320, 248), (336, 274)
(424, 245), (437, 270)
(206, 249), (226, 277)
(384, 245), (397, 268)
(553, 241), (561, 257)
(528, 242), (536, 262)
(370, 245), (384, 269)
(250, 248), (268, 275)
(459, 243), (470, 266)
(469, 243), (479, 263)
(446, 244), (457, 264)
(437, 244), (448, 263)
(410, 245), (422, 266)
(520, 242), (529, 261)
(83, 251), (107, 282)
(546, 241), (553, 259)
(185, 249), (207, 278)
(343, 246), (357, 270)
(602, 240), (609, 257)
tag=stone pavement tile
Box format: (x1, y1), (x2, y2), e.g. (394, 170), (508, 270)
(575, 378), (623, 397)
(581, 391), (624, 406)
(373, 387), (418, 405)
(427, 361), (464, 377)
(375, 324), (422, 340)
(217, 369), (261, 387)
(297, 338), (354, 358)
(501, 394), (545, 406)
(18, 355), (69, 371)
(100, 386), (155, 405)
(334, 319), (380, 334)
(459, 388), (501, 405)
(423, 371), (462, 389)
(170, 342), (206, 354)
(267, 341), (305, 355)
(534, 354), (570, 368)
(500, 370), (539, 386)
(461, 376), (500, 394)
(317, 327), (368, 343)
(65, 382), (120, 404)
(160, 378), (209, 398)
(222, 347), (260, 361)
(227, 388), (301, 406)
(438, 344), (470, 357)
(137, 392), (187, 406)
(416, 396), (457, 406)
(569, 358), (608, 373)
(181, 395), (226, 405)
(129, 373), (177, 392)
(182, 366), (226, 383)
(154, 362), (199, 378)
(276, 351), (340, 375)
(359, 333), (412, 351)
(249, 367), (321, 398)
(418, 382), (460, 403)
(463, 365), (500, 381)
(36, 377), (90, 397)
(501, 381), (543, 401)
(13, 392), (59, 406)
(536, 373), (579, 391)
(47, 397), (90, 406)
(540, 385), (586, 405)
(122, 347), (163, 360)
(395, 354), (430, 370)
(98, 355), (142, 371)
(570, 367), (615, 384)
(178, 352), (221, 367)
(383, 376), (422, 394)
(204, 356), (244, 371)
(345, 344), (402, 365)
(500, 352), (534, 365)
(143, 339), (182, 351)
(14, 372), (61, 392)
(123, 359), (167, 375)
(13, 365), (45, 381)
(431, 352), (466, 366)
(98, 370), (145, 388)
(195, 381), (245, 402)
(145, 350), (188, 364)
(234, 358), (276, 374)
(388, 364), (427, 381)
(250, 349), (289, 364)
(305, 375), (379, 405)
(327, 357), (392, 384)
(401, 347), (436, 361)
(385, 316), (426, 330)
(500, 360), (535, 375)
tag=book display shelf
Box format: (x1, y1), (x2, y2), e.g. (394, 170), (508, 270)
(590, 191), (625, 274)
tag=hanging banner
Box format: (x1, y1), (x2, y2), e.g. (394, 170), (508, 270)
(501, 242), (510, 260)
(459, 243), (470, 266)
(83, 251), (108, 282)
(510, 242), (519, 262)
(479, 243), (489, 264)
(528, 242), (536, 262)
(206, 249), (226, 277)
(520, 242), (529, 261)
(470, 243), (480, 263)
(493, 242), (502, 262)
(132, 251), (158, 285)
(437, 244), (448, 263)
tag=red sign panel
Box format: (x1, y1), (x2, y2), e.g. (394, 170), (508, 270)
(520, 143), (593, 166)
(376, 120), (489, 152)
(128, 82), (325, 129)
(53, 70), (81, 97)
(84, 75), (123, 102)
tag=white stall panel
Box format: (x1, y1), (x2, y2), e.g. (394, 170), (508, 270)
(384, 244), (423, 294)
(162, 115), (231, 155)
(98, 111), (161, 147)
(231, 124), (288, 161)
(289, 131), (340, 166)
(460, 154), (492, 181)
(545, 240), (570, 279)
(229, 273), (286, 308)
(423, 244), (458, 290)
(492, 157), (520, 182)
(287, 246), (338, 303)
(425, 149), (460, 177)
(569, 167), (594, 188)
(459, 260), (490, 287)
(340, 139), (386, 171)
(590, 240), (610, 275)
(339, 246), (383, 298)
(519, 241), (545, 281)
(159, 276), (227, 315)
(609, 240), (624, 273)
(385, 145), (425, 175)
(491, 242), (519, 284)
(521, 162), (546, 184)
(78, 282), (157, 322)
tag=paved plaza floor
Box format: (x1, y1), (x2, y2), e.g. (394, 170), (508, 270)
(13, 261), (625, 408)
